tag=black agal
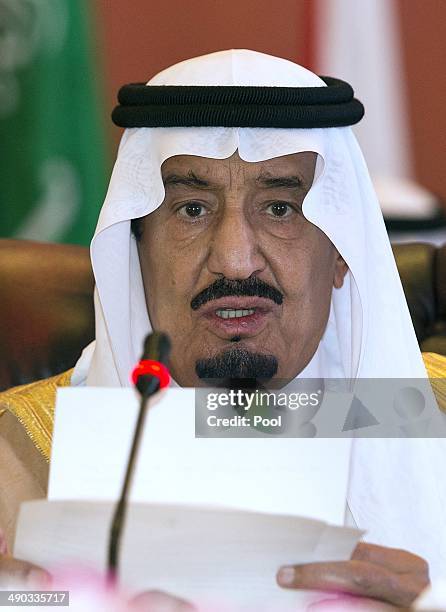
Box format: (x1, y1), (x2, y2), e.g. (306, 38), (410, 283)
(112, 77), (364, 129)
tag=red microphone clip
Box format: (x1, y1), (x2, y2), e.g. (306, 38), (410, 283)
(131, 359), (171, 389)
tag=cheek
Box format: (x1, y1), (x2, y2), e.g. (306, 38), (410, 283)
(137, 232), (203, 330)
(273, 230), (336, 299)
(140, 218), (177, 285)
(270, 232), (336, 335)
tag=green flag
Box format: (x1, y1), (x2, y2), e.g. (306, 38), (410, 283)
(0, 0), (109, 245)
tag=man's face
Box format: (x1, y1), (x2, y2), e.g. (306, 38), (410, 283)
(136, 151), (348, 386)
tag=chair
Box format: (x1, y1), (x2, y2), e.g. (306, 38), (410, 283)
(1, 239), (445, 391)
(0, 240), (94, 390)
(392, 242), (446, 356)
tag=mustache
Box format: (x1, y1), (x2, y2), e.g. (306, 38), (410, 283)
(191, 277), (284, 311)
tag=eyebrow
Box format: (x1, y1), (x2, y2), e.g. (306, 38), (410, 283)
(162, 171), (307, 191)
(163, 171), (212, 189)
(255, 175), (305, 189)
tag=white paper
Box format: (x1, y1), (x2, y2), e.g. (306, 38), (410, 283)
(49, 388), (352, 524)
(15, 500), (362, 611)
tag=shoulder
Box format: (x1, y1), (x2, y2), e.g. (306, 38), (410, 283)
(0, 370), (73, 461)
(422, 352), (446, 377)
(0, 410), (49, 548)
(422, 353), (446, 411)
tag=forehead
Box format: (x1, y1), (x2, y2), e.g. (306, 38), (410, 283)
(160, 150), (317, 179)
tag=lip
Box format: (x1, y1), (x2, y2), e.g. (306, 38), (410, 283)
(195, 296), (280, 338)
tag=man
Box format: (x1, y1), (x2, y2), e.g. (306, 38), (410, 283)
(1, 49), (445, 609)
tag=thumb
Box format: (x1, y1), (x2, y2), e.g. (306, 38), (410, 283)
(0, 556), (52, 588)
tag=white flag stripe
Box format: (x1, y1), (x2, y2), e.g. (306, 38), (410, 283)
(313, 0), (439, 219)
(315, 0), (412, 180)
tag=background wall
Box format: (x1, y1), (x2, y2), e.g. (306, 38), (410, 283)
(398, 0), (446, 202)
(97, 0), (446, 205)
(96, 0), (309, 123)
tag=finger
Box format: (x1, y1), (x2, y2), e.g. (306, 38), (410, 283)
(308, 594), (404, 611)
(0, 557), (51, 588)
(276, 560), (422, 607)
(352, 542), (430, 577)
(130, 590), (197, 612)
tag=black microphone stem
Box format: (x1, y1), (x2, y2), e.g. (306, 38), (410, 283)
(108, 388), (153, 579)
(107, 331), (171, 581)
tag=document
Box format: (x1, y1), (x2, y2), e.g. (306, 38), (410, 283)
(15, 387), (361, 610)
(48, 387), (353, 523)
(15, 500), (361, 610)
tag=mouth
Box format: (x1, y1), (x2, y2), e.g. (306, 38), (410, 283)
(215, 308), (256, 319)
(196, 296), (279, 338)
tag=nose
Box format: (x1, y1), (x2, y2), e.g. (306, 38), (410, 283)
(206, 208), (266, 280)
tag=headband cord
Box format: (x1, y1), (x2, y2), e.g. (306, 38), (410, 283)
(112, 77), (364, 128)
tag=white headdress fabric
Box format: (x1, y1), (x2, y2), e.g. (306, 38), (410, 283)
(72, 50), (446, 579)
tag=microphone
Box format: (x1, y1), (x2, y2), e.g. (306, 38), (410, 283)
(107, 331), (172, 580)
(132, 332), (172, 395)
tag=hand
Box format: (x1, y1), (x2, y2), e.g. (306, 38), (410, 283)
(0, 527), (51, 588)
(276, 542), (430, 610)
(0, 556), (51, 589)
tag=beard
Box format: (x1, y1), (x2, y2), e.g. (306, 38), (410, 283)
(195, 347), (278, 388)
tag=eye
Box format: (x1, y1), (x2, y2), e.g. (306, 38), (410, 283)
(266, 201), (295, 218)
(177, 201), (208, 219)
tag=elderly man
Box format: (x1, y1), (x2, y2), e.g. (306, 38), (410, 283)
(1, 50), (445, 609)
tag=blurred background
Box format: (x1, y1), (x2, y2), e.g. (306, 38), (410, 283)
(1, 0), (445, 246)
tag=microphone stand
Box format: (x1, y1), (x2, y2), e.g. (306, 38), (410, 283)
(107, 332), (171, 582)
(107, 379), (158, 579)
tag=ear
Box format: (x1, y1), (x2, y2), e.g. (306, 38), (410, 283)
(333, 251), (349, 289)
